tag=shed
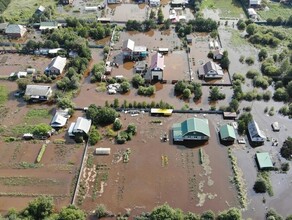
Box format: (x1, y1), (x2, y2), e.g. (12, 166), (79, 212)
(39, 21), (59, 30)
(45, 56), (67, 75)
(219, 124), (236, 142)
(25, 85), (52, 101)
(5, 24), (27, 38)
(247, 8), (257, 19)
(27, 68), (36, 74)
(158, 48), (169, 55)
(50, 113), (68, 128)
(256, 152), (273, 170)
(271, 122), (280, 132)
(72, 117), (92, 136)
(95, 148), (111, 155)
(150, 108), (173, 116)
(186, 35), (192, 44)
(68, 122), (76, 137)
(223, 112), (237, 119)
(85, 6), (98, 11)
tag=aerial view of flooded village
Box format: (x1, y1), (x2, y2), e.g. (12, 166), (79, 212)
(0, 0), (292, 219)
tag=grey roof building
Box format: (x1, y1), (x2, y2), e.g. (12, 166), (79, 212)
(5, 24), (27, 38)
(70, 117), (92, 136)
(198, 61), (224, 79)
(248, 120), (266, 144)
(46, 56), (67, 75)
(25, 85), (52, 101)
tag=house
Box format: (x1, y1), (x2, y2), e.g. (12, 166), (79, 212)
(271, 122), (280, 132)
(36, 5), (45, 14)
(24, 85), (52, 101)
(122, 39), (148, 60)
(172, 118), (210, 142)
(248, 120), (266, 144)
(150, 108), (173, 116)
(198, 61), (224, 79)
(149, 0), (160, 7)
(150, 52), (165, 81)
(39, 21), (59, 30)
(219, 124), (236, 143)
(45, 56), (67, 75)
(213, 49), (224, 60)
(5, 24), (27, 38)
(68, 117), (92, 137)
(186, 35), (192, 44)
(0, 23), (8, 33)
(247, 8), (257, 19)
(249, 0), (261, 7)
(134, 61), (148, 73)
(50, 114), (68, 128)
(95, 148), (111, 155)
(60, 0), (74, 4)
(256, 152), (273, 170)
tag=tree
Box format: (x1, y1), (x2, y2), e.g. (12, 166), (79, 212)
(237, 112), (253, 135)
(246, 23), (257, 35)
(174, 81), (188, 95)
(246, 69), (260, 79)
(127, 123), (137, 135)
(209, 87), (225, 101)
(229, 99), (239, 112)
(184, 212), (200, 220)
(150, 9), (156, 19)
(286, 81), (292, 98)
(217, 208), (242, 220)
(86, 105), (118, 126)
(120, 81), (131, 93)
(157, 7), (164, 24)
(245, 56), (255, 65)
(23, 196), (54, 219)
(132, 74), (145, 88)
(57, 205), (86, 220)
(273, 88), (289, 102)
(150, 204), (184, 220)
(95, 204), (108, 219)
(192, 82), (202, 101)
(89, 126), (102, 145)
(280, 137), (292, 160)
(258, 48), (268, 61)
(266, 209), (283, 220)
(113, 118), (122, 131)
(200, 210), (215, 220)
(16, 78), (30, 91)
(220, 51), (230, 69)
(183, 88), (191, 99)
(56, 97), (75, 109)
(253, 178), (267, 193)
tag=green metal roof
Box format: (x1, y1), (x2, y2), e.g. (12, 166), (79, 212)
(219, 124), (236, 140)
(173, 118), (210, 139)
(256, 152), (273, 169)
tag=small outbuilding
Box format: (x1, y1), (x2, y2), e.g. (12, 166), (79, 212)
(150, 108), (173, 116)
(186, 35), (192, 44)
(24, 85), (52, 101)
(223, 112), (237, 120)
(219, 124), (236, 143)
(247, 8), (257, 19)
(45, 56), (67, 75)
(39, 21), (59, 30)
(213, 49), (224, 60)
(69, 117), (92, 137)
(256, 152), (273, 170)
(50, 114), (68, 128)
(5, 24), (27, 38)
(95, 148), (111, 155)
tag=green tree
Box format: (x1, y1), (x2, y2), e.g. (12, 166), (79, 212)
(253, 178), (267, 193)
(16, 78), (30, 91)
(220, 51), (230, 69)
(184, 212), (200, 220)
(258, 48), (268, 61)
(120, 81), (131, 93)
(286, 81), (292, 98)
(273, 88), (289, 102)
(95, 204), (108, 219)
(150, 204), (184, 220)
(280, 137), (292, 160)
(200, 210), (215, 220)
(113, 118), (122, 131)
(150, 9), (156, 19)
(33, 124), (52, 137)
(237, 112), (253, 135)
(57, 205), (86, 220)
(229, 99), (239, 112)
(217, 208), (242, 220)
(89, 126), (102, 145)
(157, 7), (164, 24)
(56, 97), (75, 109)
(183, 88), (191, 99)
(192, 82), (202, 101)
(246, 23), (257, 35)
(132, 74), (145, 88)
(209, 87), (225, 101)
(266, 209), (283, 220)
(127, 123), (137, 135)
(174, 81), (187, 95)
(23, 196), (54, 219)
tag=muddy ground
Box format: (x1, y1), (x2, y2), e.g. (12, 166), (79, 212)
(78, 113), (239, 216)
(0, 81), (84, 213)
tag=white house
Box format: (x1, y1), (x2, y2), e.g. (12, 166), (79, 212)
(198, 61), (223, 79)
(45, 56), (67, 75)
(248, 120), (266, 144)
(150, 52), (164, 81)
(24, 85), (52, 101)
(68, 117), (92, 137)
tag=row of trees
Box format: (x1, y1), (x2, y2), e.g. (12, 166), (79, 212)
(266, 15), (292, 27)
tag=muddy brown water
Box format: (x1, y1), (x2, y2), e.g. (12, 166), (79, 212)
(79, 114), (238, 215)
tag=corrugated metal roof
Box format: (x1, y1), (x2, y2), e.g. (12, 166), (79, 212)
(25, 85), (52, 97)
(173, 118), (210, 139)
(219, 124), (236, 140)
(73, 117), (92, 134)
(47, 56), (66, 73)
(256, 152), (273, 169)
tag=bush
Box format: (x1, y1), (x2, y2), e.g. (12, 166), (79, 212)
(127, 123), (137, 135)
(174, 81), (187, 95)
(280, 137), (292, 160)
(132, 74), (145, 88)
(233, 73), (245, 83)
(253, 76), (270, 89)
(120, 81), (131, 93)
(183, 88), (191, 99)
(273, 88), (289, 102)
(245, 56), (255, 65)
(95, 204), (108, 218)
(138, 86), (155, 96)
(281, 162), (290, 172)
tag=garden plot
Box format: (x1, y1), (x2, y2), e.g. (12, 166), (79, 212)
(77, 113), (239, 215)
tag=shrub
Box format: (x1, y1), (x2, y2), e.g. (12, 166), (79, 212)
(36, 144), (47, 163)
(233, 73), (245, 83)
(89, 126), (102, 145)
(127, 124), (137, 135)
(246, 69), (260, 79)
(281, 162), (290, 172)
(245, 56), (255, 65)
(280, 137), (292, 160)
(253, 178), (267, 193)
(132, 74), (145, 88)
(183, 88), (191, 99)
(138, 86), (155, 96)
(95, 204), (108, 218)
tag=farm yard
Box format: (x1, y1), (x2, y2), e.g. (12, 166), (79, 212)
(77, 113), (239, 215)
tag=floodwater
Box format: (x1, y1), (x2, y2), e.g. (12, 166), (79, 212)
(79, 113), (238, 215)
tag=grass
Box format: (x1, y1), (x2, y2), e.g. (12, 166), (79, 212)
(0, 177), (60, 186)
(230, 29), (248, 47)
(25, 109), (51, 123)
(2, 0), (56, 22)
(14, 161), (43, 169)
(0, 85), (8, 106)
(201, 0), (246, 18)
(258, 2), (292, 20)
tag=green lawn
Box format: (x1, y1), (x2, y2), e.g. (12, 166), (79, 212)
(25, 108), (51, 123)
(2, 0), (56, 22)
(258, 2), (292, 20)
(230, 29), (248, 47)
(201, 0), (246, 18)
(0, 85), (8, 106)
